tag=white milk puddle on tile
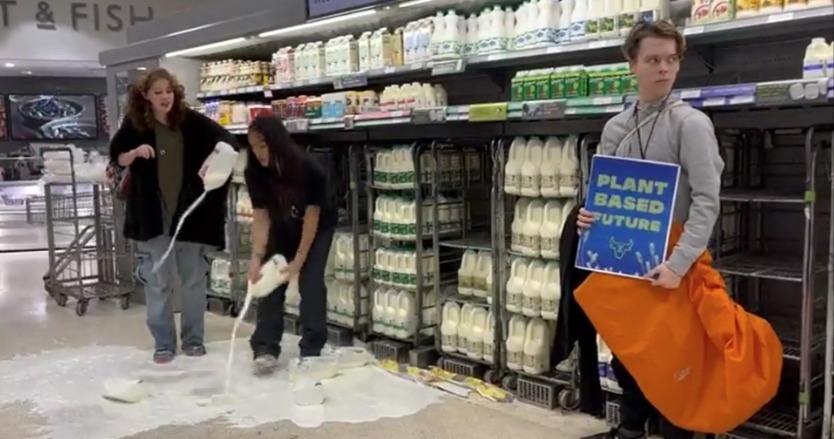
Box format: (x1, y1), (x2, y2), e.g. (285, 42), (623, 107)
(0, 336), (443, 439)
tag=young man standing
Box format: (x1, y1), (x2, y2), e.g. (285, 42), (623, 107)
(577, 21), (724, 439)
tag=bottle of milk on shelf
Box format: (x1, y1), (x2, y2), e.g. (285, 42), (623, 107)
(570, 0), (588, 42)
(559, 135), (579, 197)
(541, 262), (561, 320)
(827, 41), (834, 78)
(619, 0), (638, 36)
(585, 0), (602, 40)
(441, 302), (461, 352)
(466, 14), (479, 56)
(535, 0), (557, 45)
(521, 136), (544, 197)
(505, 137), (527, 195)
(522, 260), (545, 317)
(540, 136), (562, 197)
(602, 0), (621, 38)
(804, 38), (830, 79)
(431, 12), (445, 58)
(511, 198), (530, 252)
(507, 315), (528, 371)
(540, 200), (563, 259)
(506, 258), (528, 313)
(505, 6), (516, 50)
(559, 0), (575, 43)
(358, 32), (372, 72)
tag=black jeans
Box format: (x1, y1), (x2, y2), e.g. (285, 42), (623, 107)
(249, 226), (334, 359)
(612, 355), (695, 439)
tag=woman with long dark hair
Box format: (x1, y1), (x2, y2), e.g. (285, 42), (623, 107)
(109, 68), (237, 364)
(245, 115), (338, 375)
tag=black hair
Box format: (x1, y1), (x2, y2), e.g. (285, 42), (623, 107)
(245, 115), (307, 213)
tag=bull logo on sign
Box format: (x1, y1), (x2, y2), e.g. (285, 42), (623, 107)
(609, 237), (634, 259)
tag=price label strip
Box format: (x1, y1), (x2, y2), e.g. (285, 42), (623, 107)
(519, 100), (567, 120)
(411, 107), (448, 124)
(333, 73), (369, 90)
(431, 59), (466, 77)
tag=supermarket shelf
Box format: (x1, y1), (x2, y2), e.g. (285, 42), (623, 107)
(513, 368), (573, 387)
(196, 7), (834, 100)
(720, 189), (809, 204)
(438, 234), (492, 251)
(218, 78), (833, 135)
(712, 253), (811, 282)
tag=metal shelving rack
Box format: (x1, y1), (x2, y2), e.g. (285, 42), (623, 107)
(364, 141), (443, 365)
(493, 135), (584, 411)
(431, 140), (500, 383)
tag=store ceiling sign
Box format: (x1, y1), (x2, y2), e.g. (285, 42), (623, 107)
(0, 0), (192, 67)
(307, 0), (387, 19)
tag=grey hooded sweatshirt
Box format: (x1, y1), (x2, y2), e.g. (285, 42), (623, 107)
(597, 95), (725, 276)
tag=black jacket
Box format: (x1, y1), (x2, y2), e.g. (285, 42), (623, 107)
(109, 109), (238, 249)
(551, 203), (605, 417)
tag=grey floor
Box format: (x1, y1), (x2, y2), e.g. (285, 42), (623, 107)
(0, 250), (607, 439)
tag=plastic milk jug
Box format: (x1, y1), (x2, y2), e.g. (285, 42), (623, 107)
(384, 289), (399, 336)
(483, 310), (496, 363)
(511, 198), (531, 253)
(601, 0), (621, 38)
(507, 315), (528, 371)
(504, 6), (516, 50)
(620, 0), (638, 36)
(521, 200), (545, 257)
(458, 304), (475, 354)
(521, 136), (544, 197)
(570, 0), (588, 42)
(506, 258), (528, 314)
(441, 302), (461, 352)
(585, 0), (602, 40)
(522, 260), (545, 317)
(505, 137), (527, 195)
(540, 200), (563, 259)
(540, 136), (562, 197)
(468, 307), (488, 360)
(473, 251), (492, 299)
(523, 318), (550, 374)
(396, 291), (416, 339)
(373, 288), (386, 333)
(804, 38), (830, 79)
(559, 0), (575, 42)
(559, 135), (579, 197)
(458, 249), (478, 296)
(541, 262), (561, 320)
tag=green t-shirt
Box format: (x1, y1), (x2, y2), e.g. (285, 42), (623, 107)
(155, 121), (184, 231)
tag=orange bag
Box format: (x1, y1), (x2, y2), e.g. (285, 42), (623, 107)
(575, 224), (783, 434)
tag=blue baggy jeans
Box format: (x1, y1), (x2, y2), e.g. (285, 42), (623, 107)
(135, 235), (211, 352)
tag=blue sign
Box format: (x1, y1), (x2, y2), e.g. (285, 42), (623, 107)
(576, 155), (680, 279)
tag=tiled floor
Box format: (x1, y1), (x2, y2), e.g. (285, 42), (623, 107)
(0, 250), (606, 439)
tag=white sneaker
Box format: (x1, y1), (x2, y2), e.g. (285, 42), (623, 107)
(253, 354), (278, 376)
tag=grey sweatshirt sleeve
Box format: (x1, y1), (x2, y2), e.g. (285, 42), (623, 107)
(666, 113), (725, 276)
(597, 119), (619, 156)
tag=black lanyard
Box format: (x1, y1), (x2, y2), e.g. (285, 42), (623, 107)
(633, 95), (670, 160)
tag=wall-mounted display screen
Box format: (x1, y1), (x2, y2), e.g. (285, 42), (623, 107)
(307, 0), (388, 19)
(7, 94), (99, 141)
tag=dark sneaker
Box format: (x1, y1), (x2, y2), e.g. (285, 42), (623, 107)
(153, 349), (176, 364)
(183, 343), (207, 357)
(253, 354), (279, 376)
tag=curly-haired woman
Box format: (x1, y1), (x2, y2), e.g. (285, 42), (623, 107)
(109, 68), (237, 363)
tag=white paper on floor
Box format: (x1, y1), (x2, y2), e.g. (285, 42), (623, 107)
(0, 336), (443, 439)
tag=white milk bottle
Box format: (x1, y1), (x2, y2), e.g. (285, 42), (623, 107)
(585, 0), (602, 40)
(373, 288), (387, 333)
(483, 310), (496, 363)
(511, 198), (531, 253)
(570, 0), (588, 42)
(441, 302), (461, 352)
(535, 0), (557, 45)
(473, 251), (492, 299)
(446, 10), (463, 58)
(540, 136), (562, 197)
(541, 262), (561, 320)
(522, 260), (545, 317)
(458, 249), (478, 296)
(458, 304), (475, 354)
(540, 200), (563, 259)
(619, 0), (638, 35)
(550, 1), (563, 44)
(804, 38), (830, 79)
(514, 5), (527, 49)
(505, 6), (516, 50)
(602, 0), (621, 38)
(468, 307), (488, 360)
(506, 258), (528, 314)
(521, 136), (544, 197)
(396, 291), (416, 339)
(828, 42), (834, 78)
(431, 12), (445, 59)
(559, 0), (575, 43)
(338, 285), (352, 325)
(522, 200), (545, 257)
(505, 137), (527, 195)
(506, 315), (528, 371)
(523, 318), (550, 375)
(559, 135), (579, 197)
(384, 289), (399, 336)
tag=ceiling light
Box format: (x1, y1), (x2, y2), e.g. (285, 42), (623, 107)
(22, 70), (32, 75)
(259, 9), (377, 38)
(164, 37), (247, 58)
(4, 62), (14, 68)
(399, 0), (433, 7)
(137, 67), (147, 71)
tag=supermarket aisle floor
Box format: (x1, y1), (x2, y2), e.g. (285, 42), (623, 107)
(0, 251), (606, 439)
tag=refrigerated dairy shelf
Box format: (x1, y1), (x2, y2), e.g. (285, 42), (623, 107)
(215, 77), (833, 135)
(712, 253), (820, 283)
(195, 6), (834, 100)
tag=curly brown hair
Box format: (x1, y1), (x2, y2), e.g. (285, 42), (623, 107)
(126, 68), (188, 132)
(622, 20), (686, 62)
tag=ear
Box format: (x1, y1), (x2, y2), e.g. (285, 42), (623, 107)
(628, 60), (637, 75)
